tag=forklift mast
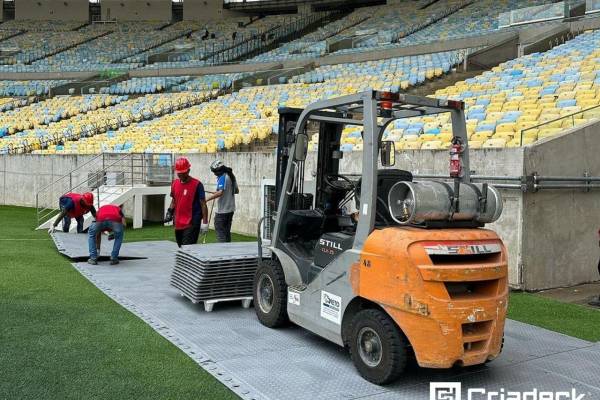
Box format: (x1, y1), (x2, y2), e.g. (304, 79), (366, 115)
(275, 108), (302, 204)
(275, 108), (345, 213)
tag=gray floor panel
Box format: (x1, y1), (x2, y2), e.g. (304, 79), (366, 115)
(51, 232), (179, 259)
(69, 241), (600, 400)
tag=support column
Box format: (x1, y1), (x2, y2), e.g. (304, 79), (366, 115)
(133, 194), (143, 229)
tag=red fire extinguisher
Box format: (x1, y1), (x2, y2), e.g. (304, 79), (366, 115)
(449, 139), (463, 178)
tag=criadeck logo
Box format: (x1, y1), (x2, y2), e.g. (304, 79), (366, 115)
(431, 382), (462, 400)
(430, 382), (587, 400)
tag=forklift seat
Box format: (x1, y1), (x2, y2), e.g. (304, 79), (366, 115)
(280, 209), (324, 242)
(357, 169), (413, 226)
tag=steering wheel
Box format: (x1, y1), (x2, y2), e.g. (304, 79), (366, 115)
(323, 174), (355, 192)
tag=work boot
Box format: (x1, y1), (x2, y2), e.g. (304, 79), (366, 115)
(87, 258), (98, 265)
(110, 258), (119, 265)
(588, 296), (600, 307)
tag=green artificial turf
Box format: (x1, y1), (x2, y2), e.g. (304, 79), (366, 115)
(0, 205), (240, 400)
(2, 205), (599, 399)
(508, 292), (600, 342)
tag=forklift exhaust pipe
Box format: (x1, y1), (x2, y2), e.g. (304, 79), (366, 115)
(388, 181), (503, 225)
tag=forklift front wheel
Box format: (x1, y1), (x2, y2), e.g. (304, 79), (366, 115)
(253, 259), (289, 328)
(349, 309), (408, 385)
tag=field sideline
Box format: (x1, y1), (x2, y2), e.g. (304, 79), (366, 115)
(1, 205), (598, 399)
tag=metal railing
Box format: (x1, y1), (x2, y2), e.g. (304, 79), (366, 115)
(519, 103), (600, 146)
(35, 152), (174, 228)
(412, 173), (600, 192)
(198, 12), (333, 66)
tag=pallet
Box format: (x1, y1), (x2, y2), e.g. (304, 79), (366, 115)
(179, 292), (253, 312)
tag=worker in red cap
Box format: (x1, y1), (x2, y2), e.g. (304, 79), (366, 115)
(88, 204), (126, 265)
(165, 157), (209, 247)
(49, 191), (96, 234)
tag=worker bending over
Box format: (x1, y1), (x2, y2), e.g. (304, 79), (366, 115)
(49, 192), (96, 234)
(206, 159), (238, 243)
(165, 157), (209, 247)
(88, 204), (126, 265)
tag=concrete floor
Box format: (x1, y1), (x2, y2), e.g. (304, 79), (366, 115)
(537, 282), (600, 307)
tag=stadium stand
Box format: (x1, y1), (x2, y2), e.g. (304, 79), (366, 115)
(28, 22), (184, 72)
(397, 0), (558, 47)
(0, 95), (121, 137)
(246, 7), (376, 62)
(101, 77), (192, 95)
(33, 50), (466, 154)
(383, 30), (600, 150)
(0, 80), (72, 96)
(1, 92), (209, 154)
(0, 0), (597, 155)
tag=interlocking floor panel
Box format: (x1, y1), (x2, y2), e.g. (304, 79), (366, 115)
(51, 232), (179, 259)
(171, 243), (261, 302)
(69, 241), (600, 400)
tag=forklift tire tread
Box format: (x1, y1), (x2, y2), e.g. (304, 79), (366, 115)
(349, 309), (407, 385)
(253, 259), (289, 328)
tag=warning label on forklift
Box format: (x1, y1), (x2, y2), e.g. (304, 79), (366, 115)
(288, 290), (300, 306)
(320, 291), (342, 324)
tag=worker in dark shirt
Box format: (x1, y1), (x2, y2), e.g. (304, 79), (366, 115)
(165, 157), (209, 247)
(49, 192), (96, 234)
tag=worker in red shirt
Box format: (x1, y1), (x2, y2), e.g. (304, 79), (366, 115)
(165, 157), (209, 247)
(49, 192), (96, 234)
(88, 204), (126, 265)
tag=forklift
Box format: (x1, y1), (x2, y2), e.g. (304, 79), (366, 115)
(253, 90), (508, 384)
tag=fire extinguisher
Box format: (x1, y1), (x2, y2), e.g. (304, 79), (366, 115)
(449, 138), (463, 178)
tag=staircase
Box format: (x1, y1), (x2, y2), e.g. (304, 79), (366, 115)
(36, 153), (175, 231)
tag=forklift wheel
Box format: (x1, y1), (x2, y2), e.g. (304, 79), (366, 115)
(253, 259), (289, 328)
(349, 309), (407, 385)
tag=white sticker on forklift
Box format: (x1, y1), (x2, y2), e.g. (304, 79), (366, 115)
(362, 203), (368, 216)
(320, 291), (342, 325)
(288, 290), (300, 306)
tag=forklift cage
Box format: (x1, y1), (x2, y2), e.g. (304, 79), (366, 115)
(272, 90), (471, 251)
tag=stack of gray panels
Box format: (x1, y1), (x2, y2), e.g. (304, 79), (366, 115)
(171, 242), (262, 303)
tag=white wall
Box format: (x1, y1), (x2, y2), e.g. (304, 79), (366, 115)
(16, 0), (89, 21)
(101, 0), (171, 21)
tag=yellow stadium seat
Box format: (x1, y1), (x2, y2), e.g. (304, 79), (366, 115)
(403, 141), (422, 150)
(538, 128), (562, 139)
(470, 131), (493, 141)
(468, 140), (484, 149)
(483, 138), (506, 148)
(493, 131), (514, 141)
(496, 122), (516, 133)
(421, 140), (443, 150)
(507, 137), (535, 147)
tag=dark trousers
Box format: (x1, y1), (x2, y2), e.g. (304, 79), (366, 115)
(214, 212), (234, 243)
(175, 224), (200, 247)
(63, 215), (84, 233)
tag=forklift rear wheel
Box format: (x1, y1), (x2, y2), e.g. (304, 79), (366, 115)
(349, 309), (407, 385)
(253, 259), (289, 328)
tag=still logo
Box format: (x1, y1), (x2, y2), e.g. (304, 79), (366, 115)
(430, 382), (461, 400)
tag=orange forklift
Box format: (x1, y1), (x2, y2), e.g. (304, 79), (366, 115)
(253, 91), (508, 384)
